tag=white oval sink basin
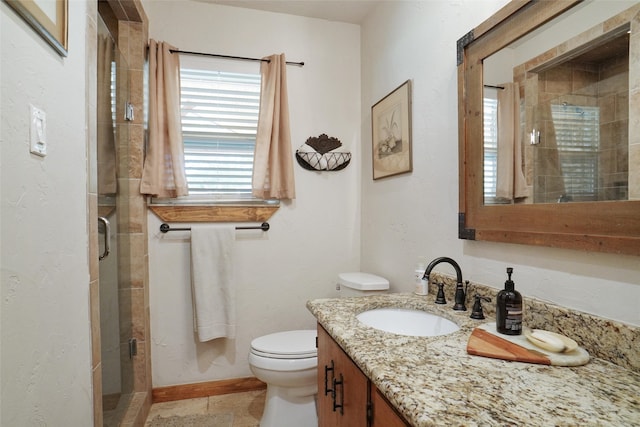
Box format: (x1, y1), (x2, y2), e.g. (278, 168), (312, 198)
(356, 308), (460, 337)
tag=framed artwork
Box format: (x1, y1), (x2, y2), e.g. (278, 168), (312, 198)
(371, 79), (412, 180)
(4, 0), (68, 56)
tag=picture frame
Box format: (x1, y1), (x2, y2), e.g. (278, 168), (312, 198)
(4, 0), (68, 56)
(371, 79), (412, 180)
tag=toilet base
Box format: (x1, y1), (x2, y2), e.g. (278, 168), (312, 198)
(259, 384), (317, 427)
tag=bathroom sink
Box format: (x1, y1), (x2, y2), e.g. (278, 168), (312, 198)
(356, 308), (460, 337)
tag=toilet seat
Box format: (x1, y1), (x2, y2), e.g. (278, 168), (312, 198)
(250, 330), (317, 360)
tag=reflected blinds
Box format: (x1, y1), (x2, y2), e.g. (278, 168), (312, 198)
(550, 104), (599, 198)
(483, 97), (498, 199)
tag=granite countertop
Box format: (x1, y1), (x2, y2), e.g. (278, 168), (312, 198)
(307, 293), (640, 426)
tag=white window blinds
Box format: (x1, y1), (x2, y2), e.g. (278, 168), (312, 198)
(180, 68), (261, 199)
(550, 103), (599, 199)
(483, 97), (498, 200)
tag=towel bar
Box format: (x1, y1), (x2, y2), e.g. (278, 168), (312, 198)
(159, 222), (270, 233)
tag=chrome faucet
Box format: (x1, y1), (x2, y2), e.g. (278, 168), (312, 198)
(422, 257), (467, 311)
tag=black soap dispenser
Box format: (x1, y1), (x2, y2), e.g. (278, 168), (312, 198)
(496, 267), (523, 335)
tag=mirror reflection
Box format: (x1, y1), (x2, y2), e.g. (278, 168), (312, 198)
(482, 1), (636, 205)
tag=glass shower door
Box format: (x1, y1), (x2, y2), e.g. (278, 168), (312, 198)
(97, 15), (134, 426)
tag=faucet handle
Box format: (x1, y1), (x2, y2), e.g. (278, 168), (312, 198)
(470, 294), (491, 319)
(434, 282), (447, 305)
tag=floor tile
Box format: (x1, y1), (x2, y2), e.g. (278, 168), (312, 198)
(144, 391), (265, 427)
(145, 397), (208, 424)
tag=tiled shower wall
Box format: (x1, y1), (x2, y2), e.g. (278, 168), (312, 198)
(114, 15), (152, 426)
(531, 53), (628, 203)
(89, 1), (151, 425)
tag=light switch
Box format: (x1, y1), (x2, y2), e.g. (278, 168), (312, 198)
(30, 105), (47, 157)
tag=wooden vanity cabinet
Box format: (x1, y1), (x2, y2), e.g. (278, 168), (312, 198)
(317, 324), (409, 427)
(317, 324), (368, 426)
(369, 384), (410, 427)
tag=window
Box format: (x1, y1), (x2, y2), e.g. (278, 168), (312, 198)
(178, 67), (261, 201)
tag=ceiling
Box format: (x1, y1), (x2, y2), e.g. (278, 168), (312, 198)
(199, 0), (383, 24)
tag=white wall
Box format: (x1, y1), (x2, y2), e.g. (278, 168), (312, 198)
(360, 1), (640, 326)
(1, 1), (94, 425)
(143, 1), (362, 386)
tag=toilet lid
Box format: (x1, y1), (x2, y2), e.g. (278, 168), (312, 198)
(251, 330), (317, 359)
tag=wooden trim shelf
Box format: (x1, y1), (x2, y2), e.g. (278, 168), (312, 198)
(149, 205), (279, 223)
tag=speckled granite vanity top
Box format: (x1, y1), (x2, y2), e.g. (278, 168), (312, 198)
(307, 292), (640, 426)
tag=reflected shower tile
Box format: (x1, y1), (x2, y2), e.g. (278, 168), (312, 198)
(629, 144), (640, 199)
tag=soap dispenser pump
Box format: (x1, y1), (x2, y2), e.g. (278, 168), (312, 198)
(496, 267), (523, 335)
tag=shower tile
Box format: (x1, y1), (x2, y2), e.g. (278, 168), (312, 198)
(629, 90), (640, 142)
(567, 23), (605, 54)
(118, 290), (134, 343)
(118, 233), (146, 288)
(598, 69), (628, 97)
(543, 66), (572, 94)
(132, 339), (148, 391)
(616, 91), (629, 120)
(128, 125), (145, 179)
(118, 23), (130, 62)
(120, 179), (145, 234)
(599, 94), (616, 123)
(119, 345), (134, 393)
(130, 288), (146, 340)
(522, 47), (554, 71)
(630, 144), (640, 200)
(118, 288), (144, 343)
(571, 68), (597, 96)
(127, 203), (145, 235)
(127, 23), (145, 71)
(129, 76), (145, 126)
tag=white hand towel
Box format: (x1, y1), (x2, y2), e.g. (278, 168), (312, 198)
(190, 224), (236, 342)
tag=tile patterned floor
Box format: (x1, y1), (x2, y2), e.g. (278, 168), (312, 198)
(144, 390), (266, 427)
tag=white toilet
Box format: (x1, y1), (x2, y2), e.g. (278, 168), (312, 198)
(336, 272), (390, 297)
(249, 330), (318, 427)
(248, 272), (388, 427)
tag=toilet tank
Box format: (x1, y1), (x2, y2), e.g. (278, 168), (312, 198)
(337, 272), (389, 297)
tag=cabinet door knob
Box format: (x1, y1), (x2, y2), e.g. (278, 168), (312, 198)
(324, 361), (335, 395)
(332, 374), (344, 414)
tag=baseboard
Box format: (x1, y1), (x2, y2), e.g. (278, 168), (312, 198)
(152, 376), (266, 403)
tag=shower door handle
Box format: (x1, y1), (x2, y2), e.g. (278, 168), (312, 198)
(98, 216), (111, 261)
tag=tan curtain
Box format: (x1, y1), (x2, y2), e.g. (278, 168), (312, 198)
(140, 40), (188, 198)
(252, 54), (296, 200)
(97, 35), (117, 195)
(496, 82), (528, 200)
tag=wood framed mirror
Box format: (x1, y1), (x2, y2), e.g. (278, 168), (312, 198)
(458, 0), (640, 256)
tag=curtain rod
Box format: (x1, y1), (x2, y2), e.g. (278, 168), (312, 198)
(484, 84), (505, 89)
(169, 49), (304, 67)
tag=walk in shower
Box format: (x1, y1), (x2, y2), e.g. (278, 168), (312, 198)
(95, 1), (151, 424)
